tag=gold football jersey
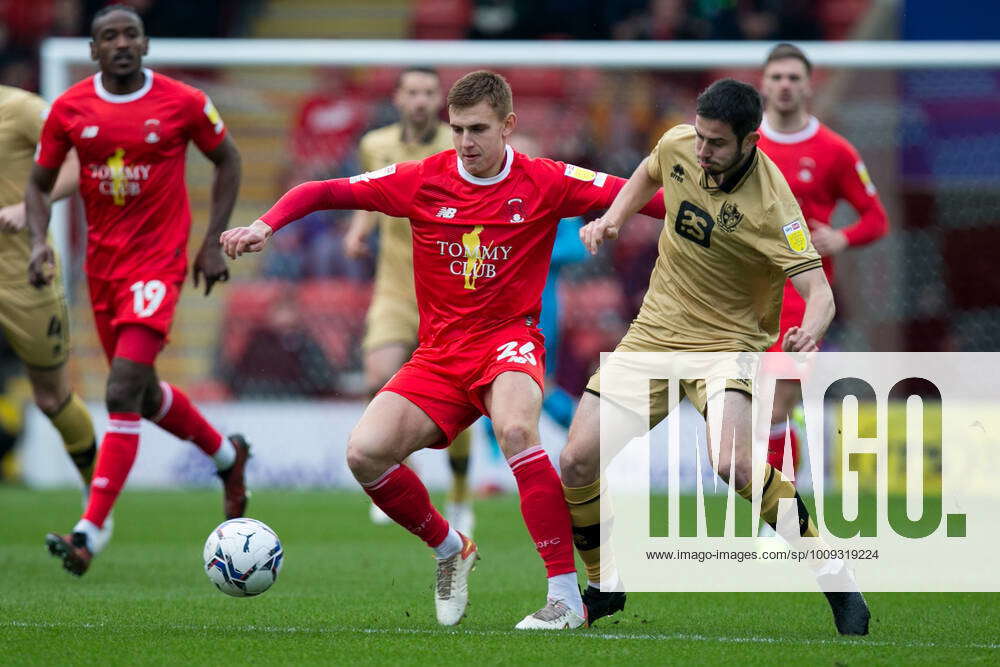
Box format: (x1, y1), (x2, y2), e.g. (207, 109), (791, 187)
(638, 124), (822, 351)
(358, 122), (452, 302)
(0, 86), (47, 284)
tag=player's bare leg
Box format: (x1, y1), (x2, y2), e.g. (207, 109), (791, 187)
(363, 344), (412, 397)
(484, 372), (585, 629)
(47, 356), (151, 575)
(347, 391), (478, 626)
(138, 371), (250, 519)
(362, 343), (414, 524)
(445, 428), (474, 537)
(28, 364), (115, 553)
(708, 389), (870, 636)
(559, 391), (632, 625)
(121, 329), (249, 520)
(362, 343), (475, 531)
(26, 365), (97, 486)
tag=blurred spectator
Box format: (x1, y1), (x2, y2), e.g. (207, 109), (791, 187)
(261, 209), (374, 281)
(300, 210), (373, 280)
(260, 224), (306, 281)
(0, 52), (37, 89)
(612, 0), (710, 40)
(289, 69), (371, 182)
(709, 0), (822, 40)
(80, 1), (245, 38)
(225, 296), (338, 398)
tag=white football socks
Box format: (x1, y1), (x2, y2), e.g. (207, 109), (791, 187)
(548, 573), (584, 617)
(73, 519), (101, 551)
(433, 527), (463, 560)
(213, 437), (237, 470)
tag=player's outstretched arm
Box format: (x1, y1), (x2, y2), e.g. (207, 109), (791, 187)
(784, 267), (835, 352)
(194, 135), (242, 295)
(222, 175), (391, 259)
(220, 219), (273, 259)
(24, 163), (61, 287)
(580, 158), (660, 255)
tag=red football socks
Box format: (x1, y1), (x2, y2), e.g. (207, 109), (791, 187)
(767, 421), (801, 477)
(151, 382), (223, 456)
(83, 413), (140, 529)
(508, 446), (576, 577)
(362, 464), (450, 548)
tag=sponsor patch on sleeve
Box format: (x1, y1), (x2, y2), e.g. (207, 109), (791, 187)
(782, 219), (808, 253)
(349, 163), (397, 183)
(203, 98), (225, 134)
(564, 164), (598, 183)
(855, 160), (877, 196)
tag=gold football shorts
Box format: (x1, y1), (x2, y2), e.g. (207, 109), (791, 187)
(362, 291), (420, 353)
(586, 320), (752, 426)
(0, 279), (70, 369)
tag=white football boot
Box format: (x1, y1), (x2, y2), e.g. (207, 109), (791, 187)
(515, 599), (588, 630)
(435, 533), (479, 625)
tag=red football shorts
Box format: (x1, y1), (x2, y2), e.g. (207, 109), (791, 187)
(380, 320), (547, 448)
(88, 274), (182, 362)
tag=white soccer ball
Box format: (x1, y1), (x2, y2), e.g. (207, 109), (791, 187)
(203, 518), (283, 597)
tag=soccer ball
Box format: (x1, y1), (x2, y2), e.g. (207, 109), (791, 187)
(203, 518), (283, 597)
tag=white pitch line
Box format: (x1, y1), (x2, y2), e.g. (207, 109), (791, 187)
(2, 621), (998, 651)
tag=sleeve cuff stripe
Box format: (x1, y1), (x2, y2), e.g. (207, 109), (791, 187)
(785, 259), (823, 277)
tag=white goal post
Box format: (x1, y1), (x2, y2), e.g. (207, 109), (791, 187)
(37, 37), (1000, 271)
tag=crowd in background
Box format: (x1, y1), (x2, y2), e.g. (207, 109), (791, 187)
(0, 0), (874, 402)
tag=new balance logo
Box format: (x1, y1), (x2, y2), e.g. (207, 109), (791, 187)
(82, 126), (99, 138)
(436, 207), (457, 219)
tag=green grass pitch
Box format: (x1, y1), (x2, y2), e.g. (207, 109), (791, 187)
(1, 487), (997, 665)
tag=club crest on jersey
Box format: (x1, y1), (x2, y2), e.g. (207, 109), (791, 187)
(717, 201), (744, 233)
(506, 198), (526, 223)
(144, 118), (160, 144)
(798, 156), (815, 183)
(782, 220), (808, 253)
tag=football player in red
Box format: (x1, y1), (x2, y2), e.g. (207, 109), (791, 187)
(25, 4), (247, 577)
(758, 43), (889, 474)
(222, 70), (666, 629)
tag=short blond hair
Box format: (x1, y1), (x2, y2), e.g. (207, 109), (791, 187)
(447, 70), (513, 118)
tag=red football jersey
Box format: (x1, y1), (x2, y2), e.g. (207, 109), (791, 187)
(757, 115), (888, 284)
(36, 68), (227, 281)
(262, 146), (664, 347)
